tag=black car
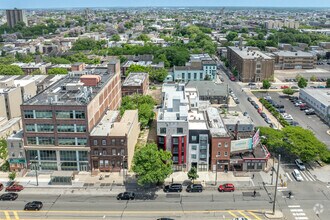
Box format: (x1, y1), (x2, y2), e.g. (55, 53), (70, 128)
(157, 218), (175, 220)
(276, 108), (286, 113)
(247, 97), (252, 102)
(260, 112), (267, 118)
(250, 101), (256, 105)
(24, 201), (43, 211)
(186, 184), (203, 193)
(0, 193), (18, 201)
(117, 192), (135, 200)
(163, 183), (182, 193)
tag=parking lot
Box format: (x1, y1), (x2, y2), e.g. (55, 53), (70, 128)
(254, 92), (330, 148)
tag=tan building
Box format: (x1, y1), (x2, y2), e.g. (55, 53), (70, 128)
(122, 72), (149, 96)
(12, 62), (52, 74)
(0, 87), (22, 119)
(273, 51), (317, 69)
(227, 46), (275, 82)
(90, 110), (140, 172)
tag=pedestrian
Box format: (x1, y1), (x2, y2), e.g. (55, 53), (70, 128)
(253, 190), (256, 197)
(288, 191), (292, 199)
(252, 174), (255, 179)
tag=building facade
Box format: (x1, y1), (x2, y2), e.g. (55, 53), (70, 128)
(21, 60), (122, 171)
(7, 130), (26, 172)
(122, 72), (149, 96)
(6, 9), (28, 28)
(227, 46), (275, 82)
(272, 51), (317, 70)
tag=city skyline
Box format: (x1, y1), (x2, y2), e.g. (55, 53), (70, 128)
(1, 0), (330, 9)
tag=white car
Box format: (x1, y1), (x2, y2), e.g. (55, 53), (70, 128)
(292, 169), (303, 181)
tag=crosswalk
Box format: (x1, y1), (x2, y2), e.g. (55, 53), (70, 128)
(0, 211), (20, 220)
(286, 170), (316, 182)
(289, 205), (308, 220)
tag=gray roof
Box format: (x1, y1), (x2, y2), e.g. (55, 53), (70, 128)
(300, 88), (330, 106)
(123, 72), (148, 87)
(186, 81), (228, 97)
(228, 46), (273, 60)
(273, 51), (316, 58)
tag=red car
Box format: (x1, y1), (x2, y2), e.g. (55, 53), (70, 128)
(218, 183), (235, 192)
(6, 184), (24, 192)
(280, 85), (289, 89)
(0, 183), (3, 191)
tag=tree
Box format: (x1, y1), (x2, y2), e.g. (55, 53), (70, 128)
(282, 88), (295, 95)
(0, 65), (24, 75)
(8, 172), (16, 181)
(226, 31), (238, 42)
(232, 67), (238, 77)
(262, 80), (271, 89)
(136, 34), (150, 42)
(124, 22), (133, 29)
(0, 138), (8, 160)
(310, 75), (317, 82)
(295, 74), (302, 82)
(132, 143), (173, 186)
(187, 167), (199, 182)
(110, 34), (121, 42)
(48, 68), (68, 75)
(298, 77), (308, 88)
(326, 78), (330, 88)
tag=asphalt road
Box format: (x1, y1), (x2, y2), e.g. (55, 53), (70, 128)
(217, 62), (268, 127)
(254, 92), (330, 148)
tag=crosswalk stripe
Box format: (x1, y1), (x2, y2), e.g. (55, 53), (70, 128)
(4, 211), (11, 220)
(303, 171), (313, 181)
(248, 211), (262, 220)
(238, 211), (250, 219)
(13, 211), (19, 220)
(300, 172), (309, 181)
(305, 171), (316, 181)
(293, 213), (306, 216)
(290, 209), (304, 212)
(288, 205), (301, 208)
(286, 172), (293, 181)
(228, 211), (238, 218)
(295, 217), (308, 220)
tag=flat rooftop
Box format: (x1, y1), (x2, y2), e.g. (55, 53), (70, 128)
(206, 107), (228, 137)
(24, 69), (115, 106)
(301, 88), (330, 106)
(273, 51), (315, 57)
(123, 72), (148, 87)
(221, 112), (254, 125)
(90, 111), (119, 136)
(229, 46), (273, 60)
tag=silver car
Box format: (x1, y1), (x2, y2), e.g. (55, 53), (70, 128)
(295, 159), (306, 171)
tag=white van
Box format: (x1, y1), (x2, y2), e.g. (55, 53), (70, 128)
(292, 169), (303, 181)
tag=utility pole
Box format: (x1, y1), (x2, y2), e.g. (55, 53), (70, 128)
(273, 154), (281, 215)
(271, 157), (275, 185)
(34, 156), (39, 186)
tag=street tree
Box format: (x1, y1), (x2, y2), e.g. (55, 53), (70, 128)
(282, 88), (295, 95)
(0, 65), (24, 75)
(110, 34), (121, 42)
(262, 80), (271, 89)
(310, 75), (317, 82)
(298, 77), (308, 88)
(326, 78), (330, 88)
(8, 172), (16, 181)
(48, 68), (68, 75)
(132, 143), (173, 186)
(187, 167), (199, 182)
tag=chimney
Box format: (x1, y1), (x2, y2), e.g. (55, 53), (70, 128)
(107, 59), (120, 75)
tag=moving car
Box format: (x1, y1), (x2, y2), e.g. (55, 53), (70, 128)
(116, 192), (135, 200)
(24, 201), (43, 211)
(218, 183), (235, 192)
(0, 193), (18, 201)
(186, 184), (203, 193)
(295, 159), (306, 171)
(292, 169), (303, 182)
(163, 183), (183, 193)
(6, 184), (24, 192)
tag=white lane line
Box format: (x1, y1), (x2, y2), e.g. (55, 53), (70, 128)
(286, 172), (293, 181)
(293, 213), (306, 216)
(303, 171), (313, 181)
(290, 209), (304, 212)
(295, 217), (308, 220)
(306, 171), (316, 181)
(288, 205), (301, 208)
(300, 172), (309, 181)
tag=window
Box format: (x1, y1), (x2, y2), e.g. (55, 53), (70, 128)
(120, 149), (125, 155)
(111, 139), (116, 145)
(191, 154), (196, 159)
(194, 72), (197, 79)
(61, 162), (77, 170)
(102, 140), (106, 145)
(225, 143), (228, 148)
(19, 152), (23, 158)
(60, 151), (77, 161)
(200, 72), (203, 79)
(177, 128), (183, 134)
(19, 143), (22, 148)
(217, 152), (221, 156)
(188, 73), (191, 79)
(75, 111), (85, 119)
(78, 151), (88, 161)
(158, 136), (164, 144)
(182, 73), (185, 79)
(173, 137), (179, 144)
(105, 160), (109, 167)
(35, 110), (52, 119)
(11, 152), (15, 157)
(191, 145), (197, 150)
(56, 111), (72, 119)
(160, 128), (166, 134)
(120, 139), (124, 145)
(39, 150), (56, 161)
(38, 137), (55, 145)
(76, 125), (86, 132)
(93, 149), (99, 155)
(112, 149), (117, 155)
(192, 136), (197, 141)
(27, 150), (38, 161)
(218, 143), (222, 148)
(93, 140), (98, 145)
(36, 124), (54, 132)
(102, 149), (107, 155)
(77, 138), (87, 146)
(58, 138), (75, 146)
(27, 136), (37, 145)
(10, 143), (13, 148)
(26, 124), (36, 132)
(57, 124), (75, 133)
(224, 152), (228, 157)
(24, 110), (34, 119)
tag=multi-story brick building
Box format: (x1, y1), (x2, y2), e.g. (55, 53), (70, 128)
(272, 51), (317, 70)
(227, 46), (275, 82)
(122, 72), (149, 96)
(89, 110), (139, 172)
(21, 60), (122, 171)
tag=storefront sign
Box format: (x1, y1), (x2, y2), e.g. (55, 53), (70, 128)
(9, 158), (26, 163)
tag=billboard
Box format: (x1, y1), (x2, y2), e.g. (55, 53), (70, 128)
(231, 138), (252, 152)
(252, 129), (260, 148)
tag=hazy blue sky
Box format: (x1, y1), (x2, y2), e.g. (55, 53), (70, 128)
(1, 0), (330, 9)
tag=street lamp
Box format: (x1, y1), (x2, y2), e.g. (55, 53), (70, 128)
(34, 156), (39, 186)
(273, 154), (281, 215)
(119, 154), (126, 184)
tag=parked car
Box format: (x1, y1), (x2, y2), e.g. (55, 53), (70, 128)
(295, 159), (306, 171)
(24, 201), (43, 211)
(234, 99), (240, 104)
(6, 184), (24, 192)
(248, 82), (256, 86)
(306, 109), (316, 115)
(250, 101), (256, 106)
(117, 192), (135, 200)
(243, 112), (248, 116)
(291, 86), (299, 90)
(276, 108), (286, 113)
(186, 184), (203, 193)
(257, 108), (262, 114)
(254, 104), (259, 109)
(247, 97), (252, 102)
(289, 96), (298, 102)
(281, 85), (289, 89)
(290, 121), (299, 126)
(292, 169), (303, 182)
(260, 112), (267, 118)
(300, 105), (309, 111)
(218, 183), (235, 192)
(163, 184), (183, 193)
(157, 218), (175, 220)
(0, 183), (3, 191)
(230, 76), (236, 81)
(265, 117), (272, 124)
(294, 101), (303, 107)
(0, 193), (18, 201)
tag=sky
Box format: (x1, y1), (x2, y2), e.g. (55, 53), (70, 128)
(1, 0), (330, 9)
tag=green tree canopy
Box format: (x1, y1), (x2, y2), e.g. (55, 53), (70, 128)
(71, 38), (107, 50)
(282, 88), (295, 95)
(48, 68), (68, 75)
(126, 65), (168, 82)
(298, 77), (308, 88)
(187, 167), (199, 181)
(110, 34), (121, 42)
(0, 65), (24, 75)
(262, 80), (271, 89)
(326, 78), (330, 88)
(136, 34), (150, 42)
(132, 143), (173, 186)
(226, 31), (238, 42)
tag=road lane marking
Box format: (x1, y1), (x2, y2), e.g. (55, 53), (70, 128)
(228, 211), (238, 218)
(238, 211), (249, 219)
(300, 172), (309, 181)
(293, 213), (306, 216)
(305, 171), (316, 181)
(248, 211), (262, 220)
(13, 212), (19, 220)
(286, 172), (293, 181)
(288, 205), (301, 208)
(294, 217), (308, 220)
(290, 209), (304, 212)
(4, 211), (11, 220)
